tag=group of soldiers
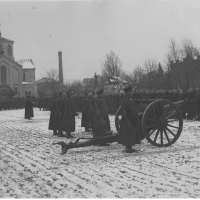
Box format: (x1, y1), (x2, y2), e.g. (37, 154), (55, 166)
(48, 85), (140, 153)
(0, 97), (26, 110)
(0, 88), (199, 122)
(41, 88), (200, 121)
(0, 96), (39, 111)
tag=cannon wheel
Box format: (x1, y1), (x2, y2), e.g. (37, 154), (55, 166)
(115, 106), (145, 140)
(142, 99), (183, 147)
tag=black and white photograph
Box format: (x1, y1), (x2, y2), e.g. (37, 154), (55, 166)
(0, 0), (200, 198)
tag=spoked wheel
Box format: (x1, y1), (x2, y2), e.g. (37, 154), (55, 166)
(142, 99), (183, 147)
(115, 106), (122, 133)
(115, 106), (145, 140)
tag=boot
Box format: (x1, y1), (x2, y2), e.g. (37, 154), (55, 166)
(57, 132), (66, 137)
(66, 132), (75, 138)
(85, 128), (90, 132)
(125, 146), (138, 153)
(53, 131), (58, 136)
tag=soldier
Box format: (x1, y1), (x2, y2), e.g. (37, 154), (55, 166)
(24, 96), (34, 120)
(94, 88), (111, 136)
(48, 94), (58, 135)
(118, 85), (140, 153)
(54, 92), (65, 137)
(90, 88), (111, 140)
(62, 91), (78, 138)
(81, 91), (90, 132)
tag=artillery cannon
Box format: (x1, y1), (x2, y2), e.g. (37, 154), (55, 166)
(53, 99), (184, 154)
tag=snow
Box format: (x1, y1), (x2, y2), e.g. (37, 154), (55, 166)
(17, 59), (35, 69)
(0, 108), (200, 198)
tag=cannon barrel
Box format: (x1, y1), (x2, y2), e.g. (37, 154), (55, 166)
(138, 100), (185, 118)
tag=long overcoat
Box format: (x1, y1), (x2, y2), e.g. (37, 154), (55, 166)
(54, 97), (64, 133)
(92, 96), (111, 138)
(85, 97), (95, 132)
(48, 99), (57, 131)
(24, 98), (34, 119)
(96, 96), (111, 131)
(118, 97), (139, 146)
(62, 97), (76, 132)
(81, 98), (90, 128)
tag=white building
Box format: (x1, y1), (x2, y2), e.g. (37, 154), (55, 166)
(0, 32), (37, 97)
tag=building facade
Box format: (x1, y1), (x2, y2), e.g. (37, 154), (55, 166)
(0, 32), (37, 97)
(170, 55), (200, 90)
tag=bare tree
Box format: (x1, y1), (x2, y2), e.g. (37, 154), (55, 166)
(155, 63), (165, 90)
(45, 68), (59, 93)
(82, 78), (95, 89)
(125, 66), (146, 90)
(101, 51), (123, 80)
(168, 39), (180, 61)
(163, 39), (181, 90)
(64, 79), (84, 93)
(179, 39), (200, 89)
(144, 59), (158, 91)
(180, 38), (200, 58)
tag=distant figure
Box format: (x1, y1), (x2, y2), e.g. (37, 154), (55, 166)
(25, 96), (34, 120)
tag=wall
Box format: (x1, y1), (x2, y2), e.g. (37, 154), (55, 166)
(22, 69), (35, 82)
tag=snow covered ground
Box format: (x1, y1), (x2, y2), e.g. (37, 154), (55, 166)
(0, 108), (200, 198)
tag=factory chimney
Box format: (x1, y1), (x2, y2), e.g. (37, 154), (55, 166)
(58, 51), (63, 86)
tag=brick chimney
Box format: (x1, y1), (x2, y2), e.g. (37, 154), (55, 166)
(58, 51), (63, 85)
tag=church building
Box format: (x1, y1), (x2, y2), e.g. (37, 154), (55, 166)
(0, 32), (37, 97)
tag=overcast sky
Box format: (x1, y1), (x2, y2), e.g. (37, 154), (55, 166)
(0, 0), (200, 82)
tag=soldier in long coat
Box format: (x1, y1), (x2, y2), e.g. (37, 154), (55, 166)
(81, 92), (90, 132)
(92, 88), (111, 138)
(24, 96), (34, 120)
(96, 89), (111, 132)
(118, 85), (140, 153)
(54, 93), (65, 136)
(48, 94), (58, 135)
(62, 92), (77, 138)
(85, 93), (95, 133)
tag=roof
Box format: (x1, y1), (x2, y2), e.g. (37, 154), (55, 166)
(17, 59), (35, 69)
(35, 77), (53, 83)
(0, 33), (14, 43)
(0, 54), (22, 68)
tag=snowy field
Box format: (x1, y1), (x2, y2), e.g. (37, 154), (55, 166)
(0, 108), (200, 198)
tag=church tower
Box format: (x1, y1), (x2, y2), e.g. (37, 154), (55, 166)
(0, 31), (37, 97)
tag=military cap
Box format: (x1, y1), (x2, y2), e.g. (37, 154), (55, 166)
(123, 85), (132, 93)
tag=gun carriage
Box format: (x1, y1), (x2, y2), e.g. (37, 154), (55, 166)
(53, 99), (184, 154)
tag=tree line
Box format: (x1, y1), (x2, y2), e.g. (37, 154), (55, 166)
(44, 38), (200, 95)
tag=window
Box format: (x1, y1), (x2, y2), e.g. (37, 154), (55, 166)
(23, 73), (26, 81)
(0, 45), (4, 55)
(1, 66), (7, 83)
(7, 45), (12, 56)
